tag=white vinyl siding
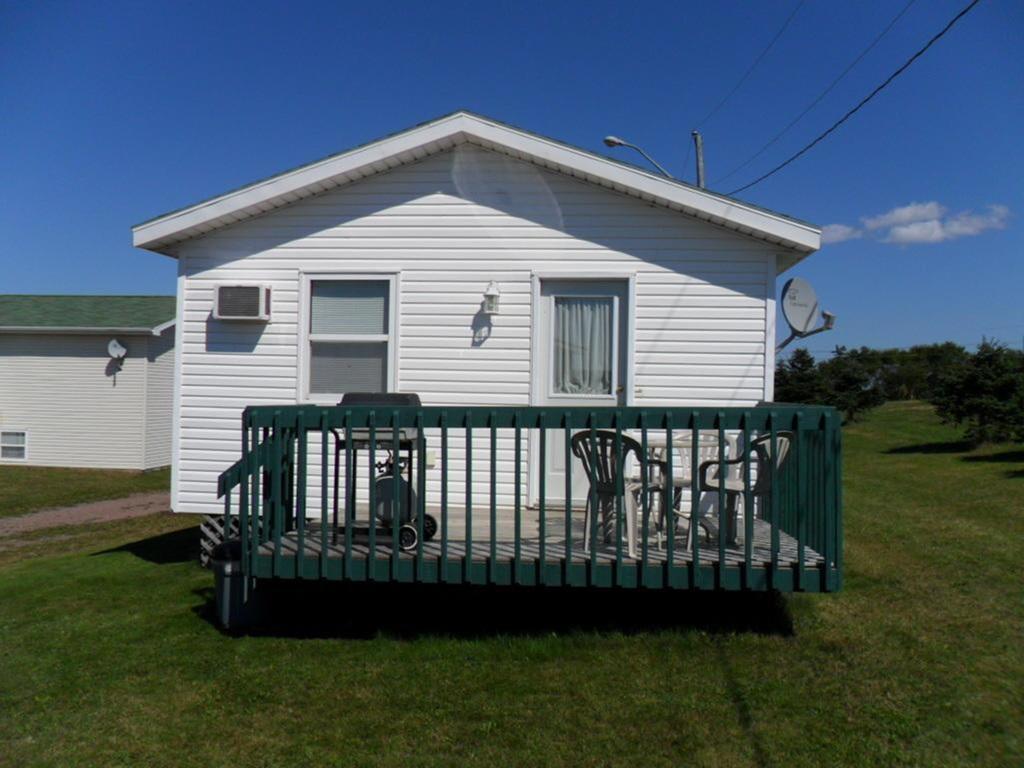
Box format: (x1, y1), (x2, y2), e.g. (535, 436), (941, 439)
(143, 326), (175, 469)
(0, 334), (146, 469)
(172, 144), (783, 515)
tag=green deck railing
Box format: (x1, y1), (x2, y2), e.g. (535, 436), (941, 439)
(217, 405), (843, 592)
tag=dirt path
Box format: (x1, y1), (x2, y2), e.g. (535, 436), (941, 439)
(0, 492), (170, 538)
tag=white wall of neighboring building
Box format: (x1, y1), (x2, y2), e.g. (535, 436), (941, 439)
(143, 325), (176, 469)
(0, 330), (174, 470)
(171, 145), (786, 516)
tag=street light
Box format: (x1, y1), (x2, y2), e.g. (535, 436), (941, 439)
(602, 135), (672, 178)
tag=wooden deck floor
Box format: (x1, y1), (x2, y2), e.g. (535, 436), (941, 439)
(257, 517), (823, 568)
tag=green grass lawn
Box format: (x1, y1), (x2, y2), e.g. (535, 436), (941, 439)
(0, 402), (1020, 767)
(0, 465), (169, 518)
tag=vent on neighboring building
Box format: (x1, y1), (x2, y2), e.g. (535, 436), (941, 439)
(214, 285), (271, 321)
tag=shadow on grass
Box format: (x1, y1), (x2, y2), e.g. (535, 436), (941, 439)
(717, 640), (774, 768)
(194, 579), (796, 640)
(963, 449), (1024, 479)
(886, 440), (973, 455)
(95, 526), (198, 565)
(886, 444), (1024, 478)
(962, 449), (1024, 465)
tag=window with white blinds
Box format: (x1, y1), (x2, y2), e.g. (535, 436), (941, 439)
(0, 431), (27, 460)
(307, 278), (393, 398)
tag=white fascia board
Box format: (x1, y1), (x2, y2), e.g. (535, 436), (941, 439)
(133, 112), (820, 256)
(466, 118), (821, 253)
(0, 326), (161, 335)
(150, 319), (176, 336)
(132, 115), (471, 251)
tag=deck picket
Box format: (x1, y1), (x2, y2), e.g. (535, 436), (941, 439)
(741, 413), (753, 586)
(489, 412), (498, 584)
(513, 413), (522, 583)
(320, 412), (329, 579)
(440, 411), (449, 583)
(639, 415), (650, 588)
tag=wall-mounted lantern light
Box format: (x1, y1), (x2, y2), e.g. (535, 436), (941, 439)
(483, 281), (500, 315)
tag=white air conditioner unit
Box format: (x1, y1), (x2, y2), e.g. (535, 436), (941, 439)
(214, 285), (271, 321)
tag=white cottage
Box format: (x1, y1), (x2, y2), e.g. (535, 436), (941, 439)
(0, 295), (175, 470)
(132, 112), (821, 518)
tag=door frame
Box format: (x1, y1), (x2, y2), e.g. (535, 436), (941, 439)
(527, 270), (637, 506)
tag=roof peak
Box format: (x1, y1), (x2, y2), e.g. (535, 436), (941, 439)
(133, 111), (820, 262)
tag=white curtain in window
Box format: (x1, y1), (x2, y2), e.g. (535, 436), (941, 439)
(553, 297), (612, 394)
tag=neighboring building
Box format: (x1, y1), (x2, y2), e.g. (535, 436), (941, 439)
(0, 295), (176, 470)
(132, 111), (821, 516)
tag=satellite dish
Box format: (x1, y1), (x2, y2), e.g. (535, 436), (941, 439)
(781, 278), (820, 335)
(777, 278), (835, 351)
(108, 339), (127, 360)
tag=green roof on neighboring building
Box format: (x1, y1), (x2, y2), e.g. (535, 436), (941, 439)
(0, 295), (176, 331)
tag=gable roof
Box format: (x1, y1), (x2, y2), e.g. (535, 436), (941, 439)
(0, 295), (176, 335)
(133, 111), (821, 265)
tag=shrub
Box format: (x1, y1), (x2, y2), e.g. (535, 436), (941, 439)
(929, 340), (1024, 445)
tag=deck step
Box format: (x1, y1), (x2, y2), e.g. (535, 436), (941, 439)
(199, 514), (239, 568)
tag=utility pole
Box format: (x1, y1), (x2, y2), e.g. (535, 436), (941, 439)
(691, 130), (705, 188)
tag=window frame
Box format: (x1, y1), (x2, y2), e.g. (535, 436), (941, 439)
(0, 429), (28, 462)
(298, 271), (400, 404)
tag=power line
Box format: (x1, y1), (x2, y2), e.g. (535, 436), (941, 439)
(715, 0), (918, 186)
(727, 0), (983, 196)
(693, 0), (806, 130)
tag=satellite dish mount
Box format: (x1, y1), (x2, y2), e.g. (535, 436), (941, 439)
(108, 338), (128, 372)
(777, 278), (836, 351)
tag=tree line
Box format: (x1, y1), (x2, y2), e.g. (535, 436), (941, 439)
(774, 341), (1024, 445)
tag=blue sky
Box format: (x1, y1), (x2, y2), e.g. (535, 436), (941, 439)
(2, 0), (1021, 354)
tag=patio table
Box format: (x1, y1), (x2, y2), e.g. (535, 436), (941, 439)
(635, 431), (741, 547)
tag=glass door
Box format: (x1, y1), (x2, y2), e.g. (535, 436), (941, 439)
(535, 279), (629, 504)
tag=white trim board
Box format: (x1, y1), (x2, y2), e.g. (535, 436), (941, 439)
(169, 267), (185, 512)
(133, 112), (821, 263)
(0, 324), (174, 336)
(527, 272), (635, 505)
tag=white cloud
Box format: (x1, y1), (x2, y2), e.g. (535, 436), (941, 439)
(821, 224), (861, 244)
(885, 220), (946, 244)
(884, 205), (1009, 244)
(862, 201), (946, 231)
(823, 202), (1009, 247)
(943, 205), (1010, 237)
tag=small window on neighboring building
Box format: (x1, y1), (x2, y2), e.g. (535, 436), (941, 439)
(307, 278), (394, 399)
(0, 431), (27, 460)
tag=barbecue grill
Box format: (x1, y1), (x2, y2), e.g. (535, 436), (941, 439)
(330, 392), (437, 551)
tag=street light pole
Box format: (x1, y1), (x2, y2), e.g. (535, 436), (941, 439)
(603, 135), (673, 178)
